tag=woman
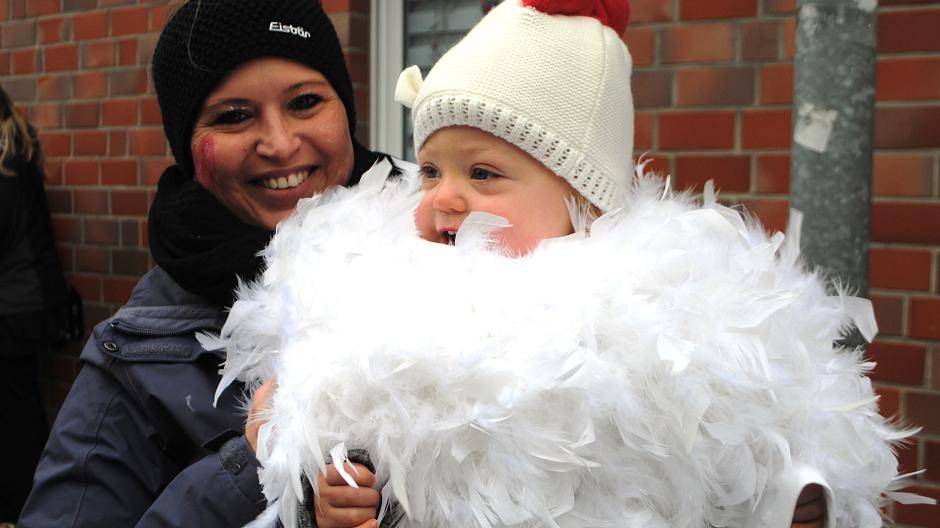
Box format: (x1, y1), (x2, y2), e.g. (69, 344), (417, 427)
(17, 1), (396, 526)
(0, 86), (74, 523)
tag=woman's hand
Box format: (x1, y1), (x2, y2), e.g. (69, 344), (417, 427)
(315, 463), (381, 528)
(791, 484), (826, 527)
(246, 379), (277, 453)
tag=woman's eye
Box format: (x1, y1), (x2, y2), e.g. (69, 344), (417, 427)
(471, 168), (496, 181)
(289, 93), (323, 112)
(210, 109), (251, 126)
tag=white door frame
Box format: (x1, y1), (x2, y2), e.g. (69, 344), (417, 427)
(370, 0), (405, 158)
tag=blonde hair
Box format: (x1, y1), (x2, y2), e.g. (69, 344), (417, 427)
(0, 85), (38, 177)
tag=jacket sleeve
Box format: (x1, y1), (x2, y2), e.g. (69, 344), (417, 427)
(18, 348), (266, 527)
(136, 435), (266, 527)
(17, 360), (171, 527)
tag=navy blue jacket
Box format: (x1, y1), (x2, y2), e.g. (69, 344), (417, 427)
(18, 266), (267, 527)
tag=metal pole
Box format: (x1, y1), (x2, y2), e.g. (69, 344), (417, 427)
(789, 0), (878, 301)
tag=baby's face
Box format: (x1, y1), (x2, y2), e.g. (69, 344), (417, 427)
(415, 126), (576, 256)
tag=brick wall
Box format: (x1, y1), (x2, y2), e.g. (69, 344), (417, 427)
(624, 0), (939, 525)
(0, 0), (371, 419)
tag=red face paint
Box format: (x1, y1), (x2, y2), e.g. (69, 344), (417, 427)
(193, 136), (216, 191)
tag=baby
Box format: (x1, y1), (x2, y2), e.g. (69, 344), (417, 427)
(310, 1), (828, 527)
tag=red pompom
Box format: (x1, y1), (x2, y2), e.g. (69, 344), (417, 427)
(523, 0), (630, 35)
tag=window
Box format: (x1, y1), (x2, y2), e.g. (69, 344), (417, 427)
(371, 0), (499, 160)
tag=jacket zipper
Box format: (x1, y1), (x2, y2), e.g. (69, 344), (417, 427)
(109, 318), (220, 337)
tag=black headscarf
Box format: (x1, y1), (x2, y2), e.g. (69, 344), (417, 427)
(148, 143), (383, 307)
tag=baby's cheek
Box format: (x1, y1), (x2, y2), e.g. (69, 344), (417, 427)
(414, 194), (437, 241)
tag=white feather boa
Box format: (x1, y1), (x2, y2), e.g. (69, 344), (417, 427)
(206, 160), (918, 527)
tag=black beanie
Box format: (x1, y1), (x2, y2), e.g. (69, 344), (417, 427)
(151, 0), (356, 176)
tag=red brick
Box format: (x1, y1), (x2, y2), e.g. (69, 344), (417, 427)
(74, 189), (109, 215)
(659, 111), (735, 150)
(662, 23), (735, 63)
(73, 130), (107, 156)
(755, 154), (789, 193)
(118, 38), (137, 66)
(28, 0), (59, 16)
(142, 158), (172, 186)
(741, 20), (779, 62)
(110, 6), (148, 36)
(760, 64), (793, 105)
(109, 68), (147, 95)
(741, 198), (788, 233)
(80, 41), (116, 68)
(904, 391), (940, 437)
(870, 248), (932, 291)
(875, 385), (900, 419)
(623, 28), (655, 66)
(642, 156), (671, 178)
(102, 99), (137, 126)
(629, 0), (674, 23)
(72, 11), (107, 40)
(40, 131), (70, 157)
(128, 128), (167, 155)
(763, 0), (795, 13)
(64, 160), (98, 185)
(877, 58), (940, 101)
(910, 298), (940, 340)
(150, 3), (172, 32)
(872, 203), (940, 245)
(676, 67), (754, 106)
(871, 295), (904, 337)
(896, 437), (919, 478)
(122, 219), (141, 247)
(681, 0), (755, 20)
(12, 48), (39, 74)
(37, 75), (71, 101)
(632, 71), (672, 109)
(101, 159), (138, 186)
(868, 341), (926, 385)
(44, 159), (63, 185)
(2, 20), (37, 48)
(926, 440), (940, 482)
(320, 0), (370, 14)
(65, 102), (98, 128)
(111, 248), (150, 276)
(742, 110), (792, 149)
(103, 277), (137, 304)
(70, 275), (102, 303)
(38, 17), (69, 44)
(782, 17), (795, 59)
(108, 131), (127, 156)
(139, 97), (162, 125)
(876, 106), (940, 149)
(0, 52), (9, 76)
(111, 190), (148, 216)
(878, 9), (940, 53)
(51, 216), (81, 244)
(30, 103), (61, 129)
(44, 44), (78, 71)
(84, 218), (119, 245)
(873, 155), (934, 197)
(674, 156), (750, 193)
(73, 71), (107, 98)
(46, 188), (72, 214)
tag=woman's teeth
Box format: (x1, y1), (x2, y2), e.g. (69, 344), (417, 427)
(260, 169), (311, 190)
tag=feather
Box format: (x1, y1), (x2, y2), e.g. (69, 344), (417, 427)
(209, 162), (916, 527)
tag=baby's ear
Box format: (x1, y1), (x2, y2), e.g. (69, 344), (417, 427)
(395, 66), (423, 109)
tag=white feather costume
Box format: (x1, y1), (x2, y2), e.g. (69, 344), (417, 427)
(207, 160), (920, 528)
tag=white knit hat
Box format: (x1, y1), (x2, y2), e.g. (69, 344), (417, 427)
(395, 0), (634, 212)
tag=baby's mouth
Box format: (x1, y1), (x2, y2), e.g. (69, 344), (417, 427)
(443, 230), (456, 246)
(254, 167), (315, 190)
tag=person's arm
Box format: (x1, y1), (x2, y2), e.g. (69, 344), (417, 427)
(135, 435), (266, 527)
(0, 175), (19, 256)
(17, 361), (170, 527)
(19, 351), (267, 527)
